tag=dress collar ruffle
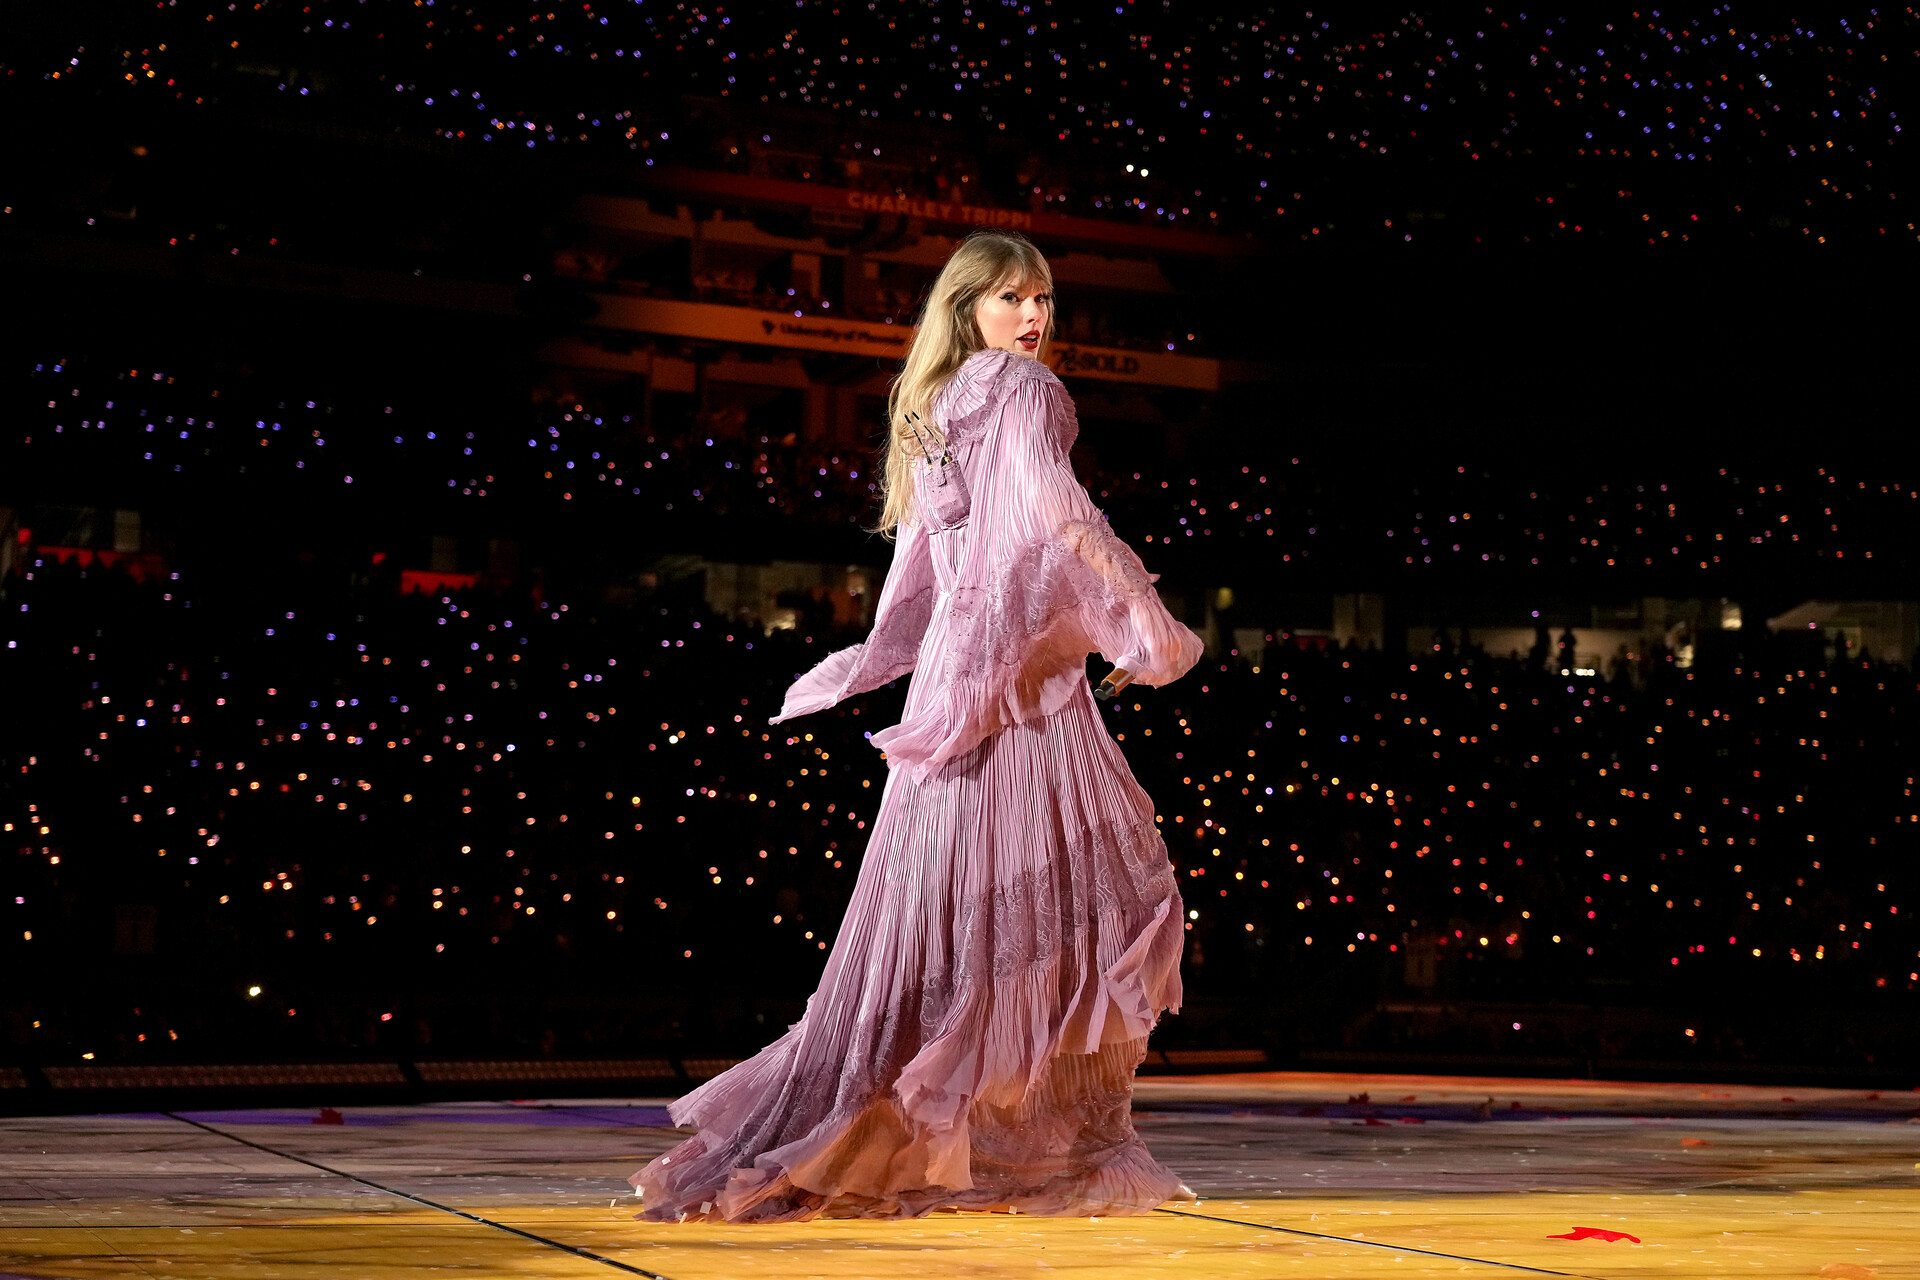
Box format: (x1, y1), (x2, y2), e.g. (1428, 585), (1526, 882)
(933, 348), (1071, 451)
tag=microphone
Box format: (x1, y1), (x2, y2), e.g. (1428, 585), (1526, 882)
(1093, 667), (1135, 701)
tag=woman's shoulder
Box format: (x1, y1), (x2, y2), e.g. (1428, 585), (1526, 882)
(978, 347), (1065, 394)
(935, 349), (1066, 447)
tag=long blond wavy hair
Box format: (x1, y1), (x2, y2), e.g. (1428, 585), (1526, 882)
(867, 229), (1056, 539)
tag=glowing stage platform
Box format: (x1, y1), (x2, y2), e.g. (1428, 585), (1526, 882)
(3, 1071), (1916, 1279)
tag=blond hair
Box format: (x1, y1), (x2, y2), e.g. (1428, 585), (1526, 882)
(868, 229), (1056, 539)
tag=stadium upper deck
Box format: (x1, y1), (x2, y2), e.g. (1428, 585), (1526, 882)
(540, 95), (1265, 459)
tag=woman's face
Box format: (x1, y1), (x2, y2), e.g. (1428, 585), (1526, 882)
(973, 277), (1052, 359)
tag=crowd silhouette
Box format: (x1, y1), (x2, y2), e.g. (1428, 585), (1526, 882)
(14, 358), (1920, 594)
(4, 533), (1913, 1072)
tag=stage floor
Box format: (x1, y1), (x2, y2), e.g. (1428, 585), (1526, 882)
(2, 1071), (1917, 1279)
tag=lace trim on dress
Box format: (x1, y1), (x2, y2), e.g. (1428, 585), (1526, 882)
(928, 348), (1045, 452)
(914, 811), (1178, 993)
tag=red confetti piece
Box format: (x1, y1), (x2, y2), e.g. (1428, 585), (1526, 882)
(313, 1108), (344, 1125)
(1681, 1137), (1711, 1146)
(1550, 1227), (1641, 1244)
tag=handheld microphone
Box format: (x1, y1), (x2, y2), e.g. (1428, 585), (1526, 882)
(1093, 667), (1135, 701)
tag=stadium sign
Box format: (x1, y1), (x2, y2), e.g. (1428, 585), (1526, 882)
(841, 189), (1034, 230)
(592, 297), (1219, 390)
(1045, 342), (1217, 391)
(637, 167), (1249, 258)
(593, 296), (912, 357)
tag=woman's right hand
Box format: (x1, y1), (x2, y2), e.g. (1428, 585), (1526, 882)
(1130, 616), (1204, 687)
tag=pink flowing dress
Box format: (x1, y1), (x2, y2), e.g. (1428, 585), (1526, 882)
(629, 347), (1205, 1223)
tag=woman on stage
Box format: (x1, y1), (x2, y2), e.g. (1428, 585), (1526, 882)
(631, 228), (1205, 1223)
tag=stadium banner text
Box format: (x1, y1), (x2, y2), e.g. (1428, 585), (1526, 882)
(592, 298), (1219, 390)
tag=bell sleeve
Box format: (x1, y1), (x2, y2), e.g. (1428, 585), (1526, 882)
(868, 368), (1203, 783)
(767, 515), (936, 726)
(981, 374), (1204, 689)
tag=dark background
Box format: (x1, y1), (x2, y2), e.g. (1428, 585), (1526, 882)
(2, 3), (1915, 1094)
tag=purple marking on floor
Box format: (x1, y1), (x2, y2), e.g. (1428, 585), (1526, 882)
(156, 1105), (679, 1128)
(1133, 1100), (1920, 1123)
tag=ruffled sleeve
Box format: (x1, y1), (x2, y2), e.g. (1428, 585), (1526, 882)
(930, 348), (1023, 451)
(869, 364), (1203, 783)
(767, 515), (936, 726)
(970, 370), (1202, 688)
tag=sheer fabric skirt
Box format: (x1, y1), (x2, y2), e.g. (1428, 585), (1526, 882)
(630, 524), (1187, 1223)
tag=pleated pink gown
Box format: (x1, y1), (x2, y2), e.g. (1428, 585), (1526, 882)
(631, 350), (1194, 1223)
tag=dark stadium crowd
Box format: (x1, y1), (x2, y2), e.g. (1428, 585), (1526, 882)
(4, 519), (1915, 1069)
(12, 5), (1909, 255)
(5, 1), (1910, 386)
(5, 2), (1916, 1083)
(15, 357), (1919, 589)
